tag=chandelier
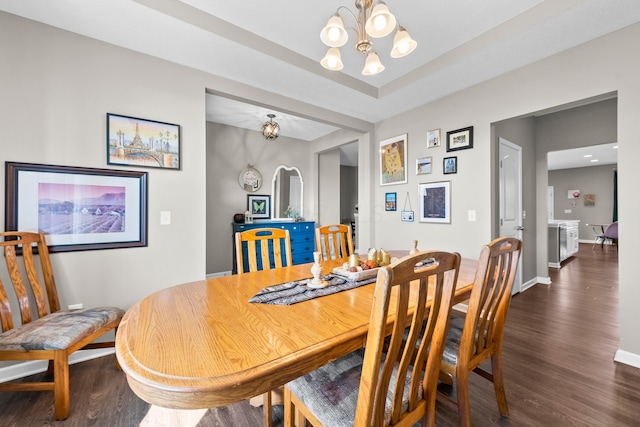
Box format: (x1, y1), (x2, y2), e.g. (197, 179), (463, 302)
(262, 114), (280, 140)
(320, 0), (417, 76)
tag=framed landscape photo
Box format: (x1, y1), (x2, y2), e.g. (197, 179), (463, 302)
(446, 126), (474, 152)
(5, 162), (148, 252)
(248, 194), (270, 219)
(379, 134), (408, 186)
(385, 192), (397, 211)
(107, 113), (181, 170)
(443, 156), (457, 174)
(419, 181), (451, 223)
(416, 156), (432, 175)
(427, 129), (441, 148)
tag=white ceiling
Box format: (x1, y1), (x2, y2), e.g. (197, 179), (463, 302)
(2, 0), (640, 145)
(548, 142), (618, 171)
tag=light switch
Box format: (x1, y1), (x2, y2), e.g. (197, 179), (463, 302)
(160, 211), (171, 225)
(468, 210), (477, 222)
(564, 209), (572, 214)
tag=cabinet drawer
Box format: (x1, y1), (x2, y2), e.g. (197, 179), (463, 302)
(290, 232), (314, 246)
(291, 240), (315, 257)
(292, 251), (314, 265)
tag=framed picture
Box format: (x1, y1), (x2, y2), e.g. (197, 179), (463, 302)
(419, 181), (451, 223)
(446, 126), (474, 152)
(379, 134), (408, 186)
(5, 162), (148, 253)
(427, 129), (441, 148)
(416, 156), (432, 175)
(248, 194), (270, 219)
(584, 194), (596, 207)
(107, 113), (180, 170)
(443, 156), (457, 174)
(401, 210), (414, 222)
(385, 192), (397, 211)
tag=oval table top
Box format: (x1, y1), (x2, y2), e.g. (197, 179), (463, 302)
(115, 255), (477, 409)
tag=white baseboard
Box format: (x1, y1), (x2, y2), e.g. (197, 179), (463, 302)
(537, 276), (552, 285)
(0, 348), (114, 383)
(614, 349), (640, 369)
(520, 277), (539, 292)
(206, 271), (231, 279)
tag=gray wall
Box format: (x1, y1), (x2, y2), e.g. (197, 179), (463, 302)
(549, 165), (617, 238)
(340, 165), (358, 223)
(318, 149), (341, 226)
(0, 12), (208, 316)
(205, 122), (310, 274)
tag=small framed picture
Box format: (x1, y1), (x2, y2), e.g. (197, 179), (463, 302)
(446, 126), (474, 152)
(443, 156), (457, 174)
(247, 194), (270, 219)
(385, 192), (397, 211)
(107, 113), (180, 169)
(427, 129), (441, 148)
(416, 156), (432, 175)
(401, 210), (414, 222)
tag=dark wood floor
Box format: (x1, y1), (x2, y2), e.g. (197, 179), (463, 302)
(1, 243), (639, 426)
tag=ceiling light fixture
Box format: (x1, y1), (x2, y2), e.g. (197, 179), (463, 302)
(262, 114), (279, 141)
(320, 0), (416, 76)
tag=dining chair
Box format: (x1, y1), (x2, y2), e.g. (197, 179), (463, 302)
(315, 223), (354, 261)
(235, 227), (293, 427)
(0, 231), (124, 420)
(284, 250), (461, 427)
(595, 221), (618, 252)
(235, 227), (293, 274)
(437, 236), (522, 427)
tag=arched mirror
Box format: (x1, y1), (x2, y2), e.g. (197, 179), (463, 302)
(271, 165), (303, 219)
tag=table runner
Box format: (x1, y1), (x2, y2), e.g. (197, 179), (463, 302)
(248, 274), (377, 305)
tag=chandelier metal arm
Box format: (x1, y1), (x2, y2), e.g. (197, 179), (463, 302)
(320, 0), (414, 75)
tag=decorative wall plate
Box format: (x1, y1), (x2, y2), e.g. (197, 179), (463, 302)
(238, 166), (262, 192)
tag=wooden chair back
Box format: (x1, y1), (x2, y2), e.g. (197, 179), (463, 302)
(315, 224), (353, 261)
(0, 231), (124, 420)
(0, 231), (59, 331)
(461, 236), (521, 370)
(235, 228), (293, 274)
(354, 250), (460, 426)
(437, 236), (522, 425)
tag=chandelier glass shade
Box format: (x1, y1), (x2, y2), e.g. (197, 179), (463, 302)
(262, 114), (279, 140)
(319, 0), (416, 75)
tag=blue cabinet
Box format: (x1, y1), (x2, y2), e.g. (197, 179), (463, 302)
(232, 221), (316, 274)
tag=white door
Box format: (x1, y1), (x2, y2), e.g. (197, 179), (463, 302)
(499, 138), (523, 294)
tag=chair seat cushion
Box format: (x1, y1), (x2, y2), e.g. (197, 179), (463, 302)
(442, 315), (464, 366)
(0, 307), (124, 351)
(286, 349), (419, 427)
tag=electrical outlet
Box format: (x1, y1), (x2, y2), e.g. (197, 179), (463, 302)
(468, 210), (477, 222)
(68, 303), (83, 310)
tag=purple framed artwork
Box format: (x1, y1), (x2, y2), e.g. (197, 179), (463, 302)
(5, 162), (148, 252)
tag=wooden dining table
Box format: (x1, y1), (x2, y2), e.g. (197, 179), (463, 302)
(115, 255), (477, 409)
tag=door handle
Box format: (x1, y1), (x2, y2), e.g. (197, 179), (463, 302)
(516, 226), (525, 230)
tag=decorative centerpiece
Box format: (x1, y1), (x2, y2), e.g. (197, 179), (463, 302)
(307, 251), (329, 289)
